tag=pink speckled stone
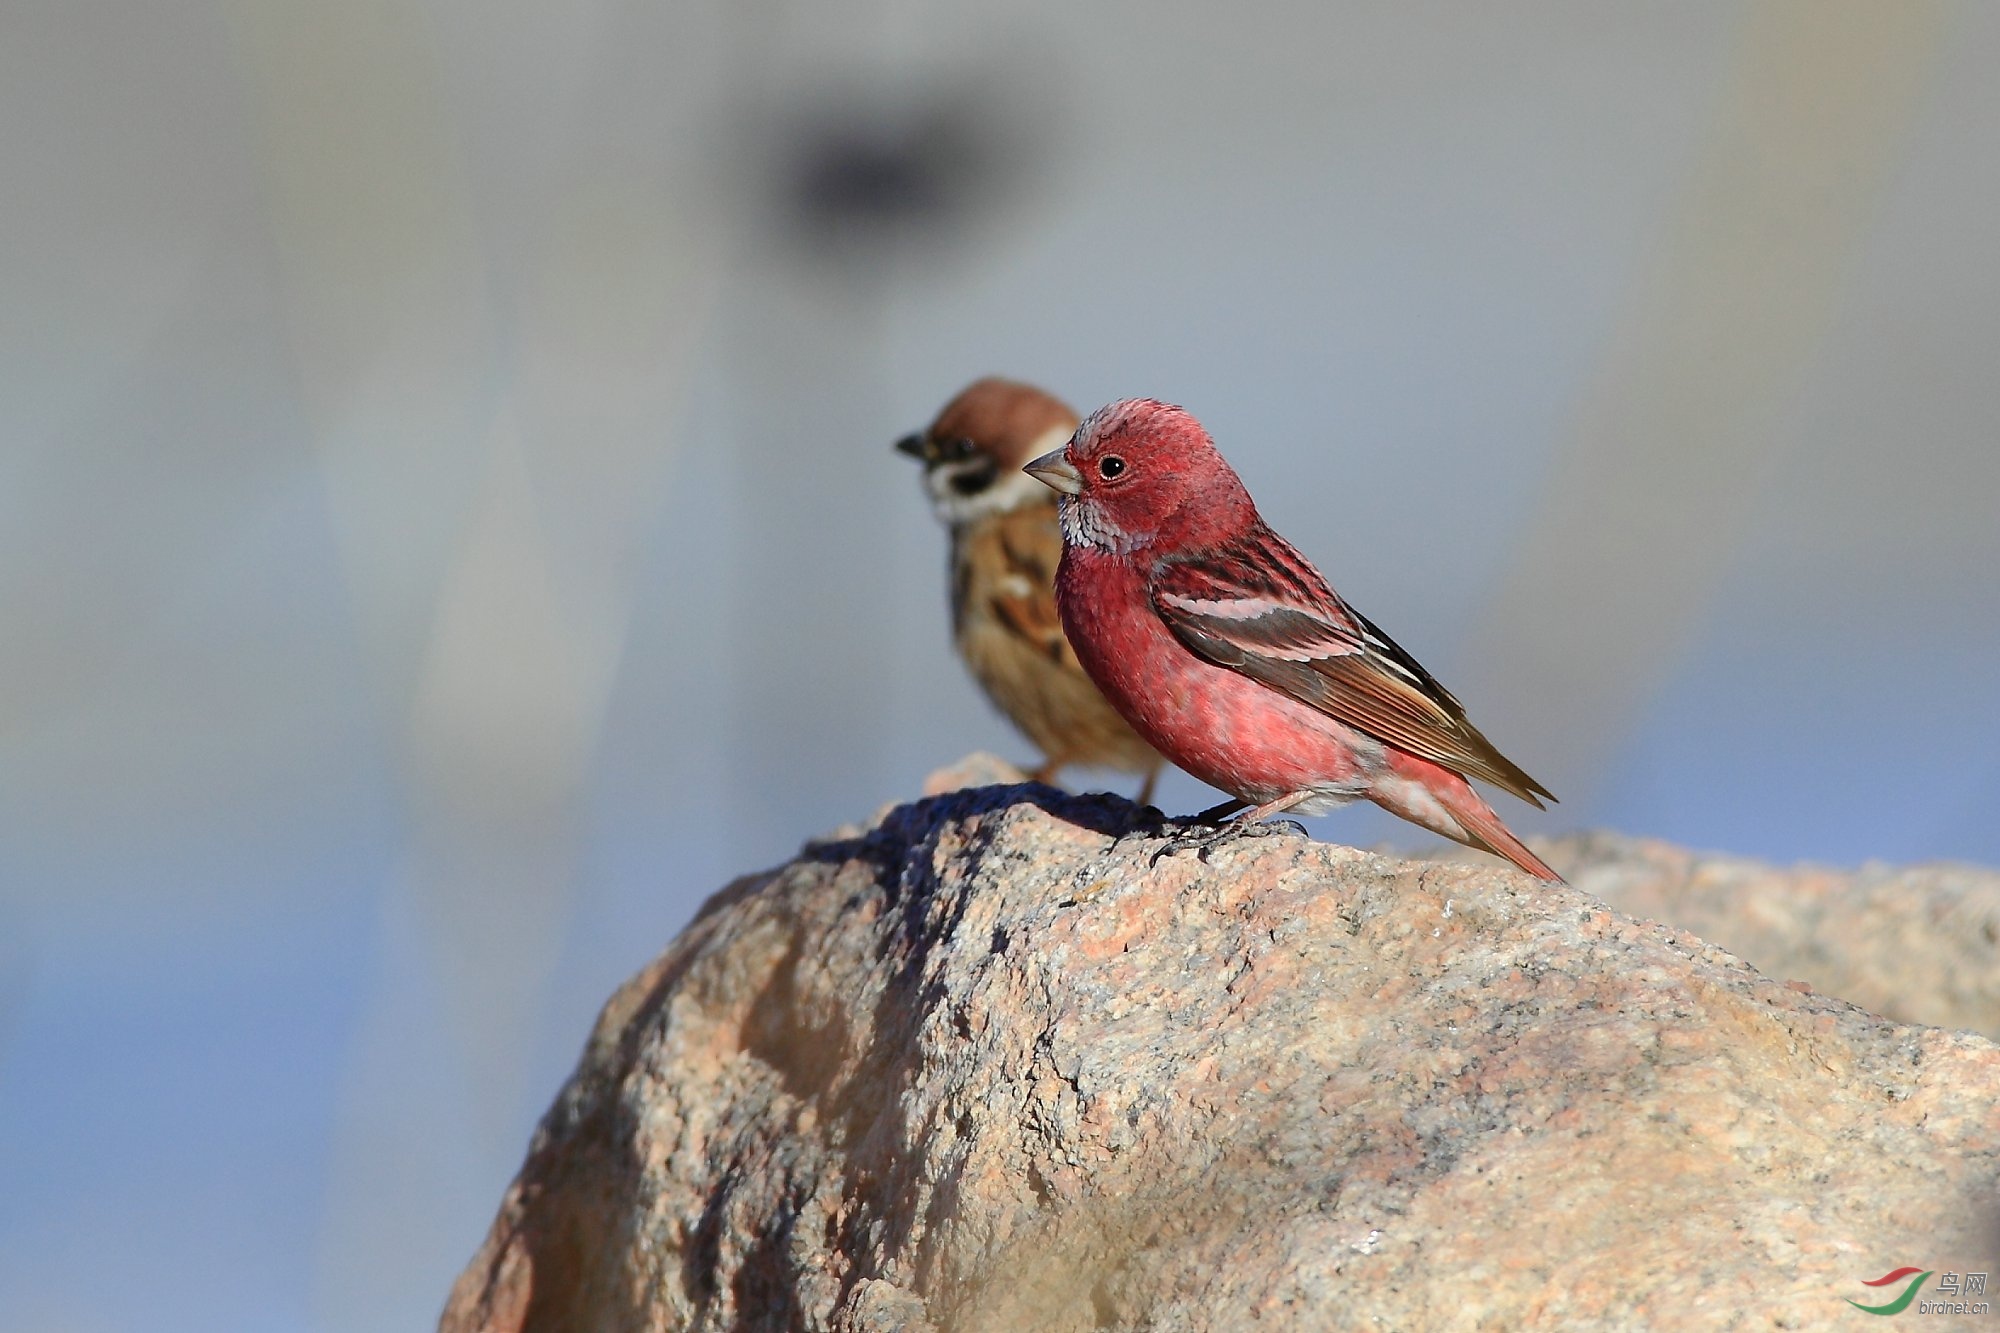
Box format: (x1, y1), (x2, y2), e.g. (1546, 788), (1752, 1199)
(444, 761), (2000, 1332)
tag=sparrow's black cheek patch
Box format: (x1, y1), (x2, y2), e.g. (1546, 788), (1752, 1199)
(949, 467), (996, 497)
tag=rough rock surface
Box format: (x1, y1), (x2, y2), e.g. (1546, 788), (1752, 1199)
(444, 762), (2000, 1331)
(1557, 831), (2000, 1042)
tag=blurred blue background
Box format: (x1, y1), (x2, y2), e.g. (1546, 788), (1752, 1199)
(3, 0), (1997, 1326)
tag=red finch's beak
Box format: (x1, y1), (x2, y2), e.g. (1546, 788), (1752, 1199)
(1024, 449), (1084, 496)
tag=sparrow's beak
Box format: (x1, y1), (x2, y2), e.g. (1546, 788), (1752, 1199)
(1024, 448), (1084, 496)
(893, 432), (929, 461)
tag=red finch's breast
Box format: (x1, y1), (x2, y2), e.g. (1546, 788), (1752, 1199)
(1055, 545), (1384, 805)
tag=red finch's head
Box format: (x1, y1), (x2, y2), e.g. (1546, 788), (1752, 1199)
(1025, 399), (1256, 554)
(895, 378), (1079, 528)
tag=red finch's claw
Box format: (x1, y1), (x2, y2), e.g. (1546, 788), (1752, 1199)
(1151, 811), (1306, 865)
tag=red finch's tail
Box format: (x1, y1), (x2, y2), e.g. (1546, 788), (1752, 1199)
(1373, 757), (1564, 883)
(1441, 788), (1563, 882)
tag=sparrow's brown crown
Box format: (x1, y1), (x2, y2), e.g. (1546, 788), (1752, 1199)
(896, 377), (1078, 470)
(926, 377), (1077, 470)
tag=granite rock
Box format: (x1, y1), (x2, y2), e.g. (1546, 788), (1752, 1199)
(443, 765), (2000, 1331)
(1555, 830), (2000, 1042)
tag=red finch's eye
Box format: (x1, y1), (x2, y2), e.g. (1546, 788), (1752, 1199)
(1098, 455), (1127, 480)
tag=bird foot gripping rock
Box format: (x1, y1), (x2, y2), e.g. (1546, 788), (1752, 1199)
(1150, 813), (1309, 865)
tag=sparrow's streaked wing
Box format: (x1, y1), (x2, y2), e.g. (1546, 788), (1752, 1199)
(968, 504), (1078, 670)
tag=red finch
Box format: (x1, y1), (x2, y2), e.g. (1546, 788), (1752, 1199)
(896, 378), (1163, 801)
(1024, 399), (1560, 881)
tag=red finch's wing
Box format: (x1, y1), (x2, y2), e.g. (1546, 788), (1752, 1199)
(1152, 528), (1553, 807)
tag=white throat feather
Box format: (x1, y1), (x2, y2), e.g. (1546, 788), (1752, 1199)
(1058, 495), (1140, 555)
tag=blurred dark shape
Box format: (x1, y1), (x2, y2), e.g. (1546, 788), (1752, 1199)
(770, 77), (1050, 259)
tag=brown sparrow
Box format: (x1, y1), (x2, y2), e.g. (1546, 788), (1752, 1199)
(897, 378), (1163, 803)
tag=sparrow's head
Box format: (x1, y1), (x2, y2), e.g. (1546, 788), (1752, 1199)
(1025, 399), (1256, 553)
(894, 377), (1078, 528)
